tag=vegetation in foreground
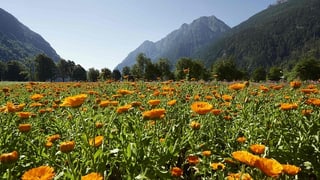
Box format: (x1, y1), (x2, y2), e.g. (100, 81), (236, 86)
(0, 79), (319, 179)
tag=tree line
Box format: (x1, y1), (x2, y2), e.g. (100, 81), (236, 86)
(1, 53), (320, 82)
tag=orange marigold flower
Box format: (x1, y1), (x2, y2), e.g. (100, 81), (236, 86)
(236, 136), (246, 143)
(2, 87), (10, 93)
(131, 101), (142, 107)
(190, 121), (201, 130)
(167, 100), (177, 106)
(60, 94), (87, 108)
(187, 155), (200, 165)
(227, 172), (253, 180)
(254, 158), (283, 177)
(211, 109), (222, 115)
(99, 100), (110, 107)
(301, 88), (317, 94)
(170, 167), (183, 177)
(202, 150), (211, 157)
(81, 172), (103, 180)
(95, 122), (103, 128)
(229, 83), (246, 90)
(232, 151), (259, 166)
(18, 124), (32, 132)
(142, 108), (166, 119)
(282, 164), (301, 175)
(89, 136), (104, 147)
(6, 102), (25, 113)
(30, 102), (43, 107)
(0, 151), (19, 164)
(301, 109), (312, 116)
(191, 101), (213, 115)
(47, 134), (60, 142)
(210, 162), (225, 170)
(117, 89), (134, 95)
(116, 104), (132, 113)
(280, 103), (298, 111)
(148, 99), (161, 106)
(17, 112), (31, 119)
(60, 141), (75, 153)
(290, 81), (301, 88)
(259, 85), (269, 92)
(21, 165), (55, 180)
(45, 141), (53, 148)
(222, 94), (233, 102)
(31, 94), (44, 101)
(250, 144), (265, 154)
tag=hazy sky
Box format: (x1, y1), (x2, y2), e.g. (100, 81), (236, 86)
(1, 0), (275, 70)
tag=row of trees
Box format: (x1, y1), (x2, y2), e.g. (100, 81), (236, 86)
(1, 53), (320, 82)
(121, 53), (320, 82)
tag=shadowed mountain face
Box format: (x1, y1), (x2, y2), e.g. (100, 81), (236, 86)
(0, 8), (59, 62)
(198, 0), (320, 70)
(115, 15), (230, 70)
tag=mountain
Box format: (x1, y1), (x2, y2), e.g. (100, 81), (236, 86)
(0, 8), (59, 62)
(115, 15), (230, 70)
(198, 0), (320, 71)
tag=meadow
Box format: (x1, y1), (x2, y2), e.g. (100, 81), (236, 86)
(0, 79), (319, 179)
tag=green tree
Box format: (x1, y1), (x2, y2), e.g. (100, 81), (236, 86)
(4, 61), (28, 81)
(72, 65), (87, 81)
(122, 66), (131, 76)
(87, 68), (100, 82)
(251, 67), (267, 82)
(112, 69), (122, 81)
(57, 59), (75, 81)
(293, 57), (320, 80)
(0, 61), (7, 81)
(34, 54), (57, 81)
(268, 66), (283, 81)
(211, 58), (243, 81)
(132, 53), (152, 79)
(155, 58), (174, 80)
(99, 68), (112, 80)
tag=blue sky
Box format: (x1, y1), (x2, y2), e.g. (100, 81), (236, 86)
(1, 0), (275, 70)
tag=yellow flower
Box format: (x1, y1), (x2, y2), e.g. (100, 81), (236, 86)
(170, 167), (183, 177)
(18, 124), (32, 132)
(191, 101), (213, 115)
(0, 151), (19, 164)
(21, 165), (55, 180)
(60, 141), (75, 153)
(95, 122), (103, 128)
(81, 172), (103, 180)
(280, 103), (298, 111)
(47, 134), (60, 142)
(254, 158), (283, 177)
(89, 136), (104, 147)
(210, 162), (225, 170)
(232, 151), (259, 166)
(282, 164), (301, 175)
(142, 108), (166, 119)
(60, 94), (87, 108)
(249, 144), (265, 154)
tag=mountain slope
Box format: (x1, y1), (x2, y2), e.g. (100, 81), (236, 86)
(0, 8), (59, 62)
(116, 16), (230, 70)
(198, 0), (320, 71)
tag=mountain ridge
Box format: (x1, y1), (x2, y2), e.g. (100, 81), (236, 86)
(0, 8), (60, 62)
(115, 15), (230, 70)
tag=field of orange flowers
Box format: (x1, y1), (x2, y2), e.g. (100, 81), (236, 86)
(0, 80), (319, 179)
